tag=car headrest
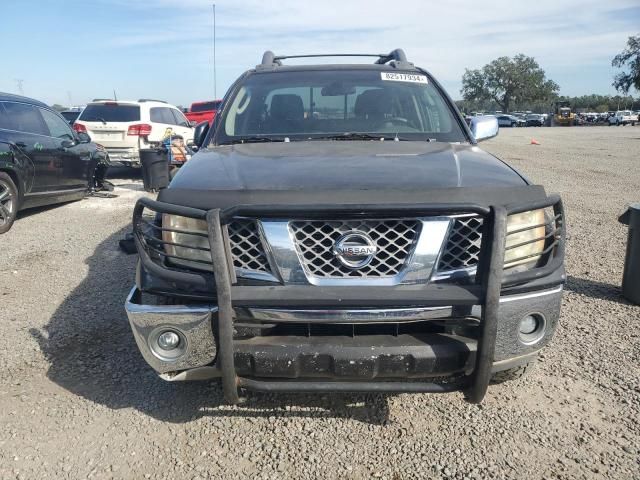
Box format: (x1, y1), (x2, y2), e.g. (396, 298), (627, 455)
(270, 94), (304, 121)
(354, 89), (392, 117)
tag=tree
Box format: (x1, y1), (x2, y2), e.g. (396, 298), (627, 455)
(612, 34), (640, 94)
(51, 104), (66, 112)
(461, 54), (559, 112)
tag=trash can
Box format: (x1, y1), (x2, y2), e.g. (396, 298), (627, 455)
(619, 203), (640, 305)
(140, 148), (170, 192)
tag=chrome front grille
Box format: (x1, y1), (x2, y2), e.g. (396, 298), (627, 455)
(437, 216), (483, 272)
(289, 219), (420, 278)
(228, 220), (270, 272)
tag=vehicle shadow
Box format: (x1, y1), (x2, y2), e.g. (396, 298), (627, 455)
(565, 275), (630, 304)
(16, 199), (80, 220)
(30, 226), (391, 425)
(105, 165), (144, 192)
(106, 165), (142, 180)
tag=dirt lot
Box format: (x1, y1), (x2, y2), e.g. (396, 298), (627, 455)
(0, 126), (639, 480)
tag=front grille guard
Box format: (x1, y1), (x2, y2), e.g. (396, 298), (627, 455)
(132, 196), (565, 403)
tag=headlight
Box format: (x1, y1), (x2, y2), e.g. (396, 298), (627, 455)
(504, 209), (546, 269)
(161, 214), (211, 271)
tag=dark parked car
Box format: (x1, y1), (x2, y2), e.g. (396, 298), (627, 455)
(60, 108), (83, 125)
(0, 93), (110, 233)
(525, 114), (545, 127)
(126, 50), (565, 404)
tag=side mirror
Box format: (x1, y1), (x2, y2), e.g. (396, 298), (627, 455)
(77, 132), (91, 144)
(189, 120), (197, 127)
(193, 121), (210, 148)
(469, 116), (499, 142)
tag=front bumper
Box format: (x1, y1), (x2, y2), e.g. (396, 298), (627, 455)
(126, 285), (562, 382)
(127, 195), (565, 402)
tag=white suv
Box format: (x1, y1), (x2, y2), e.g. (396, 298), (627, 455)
(608, 110), (636, 126)
(73, 99), (194, 165)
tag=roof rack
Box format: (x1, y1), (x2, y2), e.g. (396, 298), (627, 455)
(257, 49), (413, 70)
(92, 98), (113, 102)
(138, 98), (167, 103)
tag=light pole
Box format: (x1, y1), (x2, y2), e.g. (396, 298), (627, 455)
(213, 3), (217, 99)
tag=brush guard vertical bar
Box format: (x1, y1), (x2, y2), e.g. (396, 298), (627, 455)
(465, 206), (506, 402)
(206, 209), (239, 404)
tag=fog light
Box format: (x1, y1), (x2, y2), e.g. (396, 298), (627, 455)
(158, 331), (180, 350)
(519, 315), (538, 335)
(149, 328), (187, 361)
(518, 313), (545, 345)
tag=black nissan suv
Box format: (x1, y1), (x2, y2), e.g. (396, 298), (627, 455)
(126, 50), (565, 404)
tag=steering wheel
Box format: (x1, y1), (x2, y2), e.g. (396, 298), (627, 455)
(384, 117), (414, 128)
(385, 117), (410, 126)
(380, 117), (417, 132)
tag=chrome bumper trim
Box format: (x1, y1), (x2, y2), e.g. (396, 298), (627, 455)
(491, 351), (539, 373)
(237, 305), (454, 323)
(159, 366), (221, 381)
(499, 286), (563, 303)
(125, 287), (218, 374)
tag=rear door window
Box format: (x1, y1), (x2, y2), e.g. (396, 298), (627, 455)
(1, 102), (49, 136)
(39, 108), (75, 140)
(79, 104), (140, 122)
(170, 108), (190, 127)
(150, 107), (176, 125)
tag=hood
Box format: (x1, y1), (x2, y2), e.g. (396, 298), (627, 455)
(171, 141), (526, 192)
(160, 141), (541, 210)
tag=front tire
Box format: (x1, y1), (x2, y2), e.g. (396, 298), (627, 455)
(0, 172), (19, 234)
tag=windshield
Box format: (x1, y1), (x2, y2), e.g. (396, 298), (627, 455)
(214, 69), (466, 144)
(79, 104), (140, 122)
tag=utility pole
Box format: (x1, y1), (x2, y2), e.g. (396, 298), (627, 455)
(213, 3), (217, 99)
(14, 79), (24, 95)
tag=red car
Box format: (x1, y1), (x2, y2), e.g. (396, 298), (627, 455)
(185, 100), (222, 125)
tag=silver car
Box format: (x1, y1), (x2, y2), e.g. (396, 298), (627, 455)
(496, 115), (521, 127)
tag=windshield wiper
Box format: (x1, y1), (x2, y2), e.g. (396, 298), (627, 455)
(219, 136), (288, 145)
(311, 132), (409, 141)
(85, 117), (107, 124)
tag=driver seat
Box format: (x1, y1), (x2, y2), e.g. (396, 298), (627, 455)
(268, 94), (304, 133)
(354, 89), (392, 121)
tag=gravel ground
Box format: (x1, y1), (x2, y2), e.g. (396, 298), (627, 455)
(0, 126), (639, 480)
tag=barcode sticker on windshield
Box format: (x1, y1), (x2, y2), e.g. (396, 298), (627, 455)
(381, 72), (428, 84)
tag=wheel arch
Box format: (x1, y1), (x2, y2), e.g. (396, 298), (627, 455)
(0, 162), (25, 208)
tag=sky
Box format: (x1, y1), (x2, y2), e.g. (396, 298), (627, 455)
(1, 0), (638, 107)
